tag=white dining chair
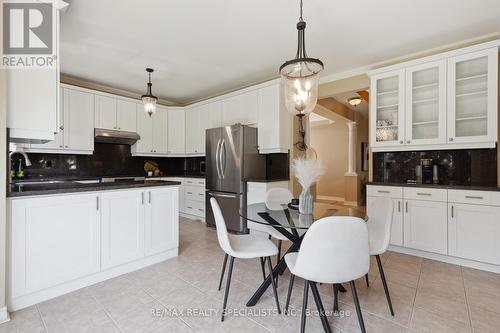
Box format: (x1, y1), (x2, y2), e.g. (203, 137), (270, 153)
(210, 198), (281, 321)
(284, 216), (370, 333)
(248, 188), (293, 277)
(365, 196), (395, 316)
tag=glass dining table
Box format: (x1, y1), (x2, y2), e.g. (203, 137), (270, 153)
(241, 202), (366, 307)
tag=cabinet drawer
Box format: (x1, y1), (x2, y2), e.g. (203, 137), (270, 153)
(184, 178), (205, 187)
(184, 200), (205, 217)
(366, 185), (402, 198)
(403, 187), (447, 202)
(185, 186), (205, 202)
(448, 189), (500, 206)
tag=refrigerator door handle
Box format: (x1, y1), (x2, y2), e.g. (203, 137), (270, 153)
(209, 191), (237, 198)
(221, 139), (227, 179)
(215, 138), (222, 179)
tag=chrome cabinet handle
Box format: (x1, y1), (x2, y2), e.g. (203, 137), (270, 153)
(407, 140), (411, 144)
(405, 202), (408, 213)
(187, 192), (193, 194)
(149, 191), (151, 204)
(398, 201), (401, 212)
(449, 138), (454, 141)
(187, 206), (193, 209)
(209, 192), (237, 198)
(141, 192), (144, 204)
(399, 140), (404, 144)
(417, 192), (431, 196)
(96, 196), (99, 210)
(465, 195), (484, 199)
(451, 205), (454, 218)
(377, 190), (390, 193)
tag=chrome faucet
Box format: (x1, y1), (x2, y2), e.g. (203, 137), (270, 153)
(9, 149), (32, 183)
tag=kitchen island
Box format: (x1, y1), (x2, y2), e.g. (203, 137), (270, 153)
(7, 180), (181, 311)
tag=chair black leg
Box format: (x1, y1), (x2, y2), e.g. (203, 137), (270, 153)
(285, 274), (295, 314)
(259, 257), (266, 281)
(376, 254), (394, 316)
(365, 274), (370, 287)
(301, 280), (309, 333)
(218, 254), (228, 291)
(310, 282), (332, 333)
(221, 256), (235, 322)
(350, 280), (366, 333)
(333, 284), (339, 312)
(266, 256), (281, 314)
(277, 240), (282, 265)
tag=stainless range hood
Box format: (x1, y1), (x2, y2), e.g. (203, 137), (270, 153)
(94, 128), (140, 145)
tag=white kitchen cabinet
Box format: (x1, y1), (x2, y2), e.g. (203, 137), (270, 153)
(167, 108), (186, 154)
(29, 87), (94, 153)
(152, 107), (168, 154)
(95, 95), (117, 130)
(258, 83), (291, 153)
(370, 69), (405, 148)
(448, 203), (500, 265)
(133, 105), (167, 155)
(367, 196), (404, 247)
(133, 103), (153, 154)
(447, 48), (498, 144)
(101, 190), (145, 269)
(145, 187), (179, 256)
(9, 193), (100, 298)
(185, 105), (208, 155)
(164, 177), (186, 213)
(222, 90), (259, 126)
(405, 60), (447, 145)
(116, 99), (137, 132)
(208, 101), (222, 129)
(403, 199), (448, 254)
(6, 6), (61, 143)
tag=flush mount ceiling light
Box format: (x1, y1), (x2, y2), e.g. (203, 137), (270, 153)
(141, 68), (158, 117)
(279, 0), (324, 151)
(348, 96), (362, 107)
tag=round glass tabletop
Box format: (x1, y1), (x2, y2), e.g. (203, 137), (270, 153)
(241, 202), (366, 230)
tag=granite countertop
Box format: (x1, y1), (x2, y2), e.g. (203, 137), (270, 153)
(368, 182), (500, 192)
(146, 174), (206, 179)
(245, 178), (290, 183)
(8, 179), (182, 198)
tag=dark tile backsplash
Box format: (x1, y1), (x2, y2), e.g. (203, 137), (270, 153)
(265, 153), (289, 181)
(18, 143), (205, 179)
(373, 148), (497, 187)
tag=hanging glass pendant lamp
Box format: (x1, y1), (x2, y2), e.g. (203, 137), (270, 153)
(141, 68), (158, 117)
(279, 0), (324, 117)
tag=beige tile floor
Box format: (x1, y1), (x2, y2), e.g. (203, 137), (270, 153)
(2, 217), (500, 333)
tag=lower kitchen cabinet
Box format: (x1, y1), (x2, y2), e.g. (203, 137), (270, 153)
(404, 199), (448, 254)
(101, 190), (146, 269)
(367, 196), (404, 246)
(9, 193), (101, 298)
(145, 187), (179, 256)
(448, 203), (500, 265)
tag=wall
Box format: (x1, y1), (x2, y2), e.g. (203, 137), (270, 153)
(310, 116), (349, 199)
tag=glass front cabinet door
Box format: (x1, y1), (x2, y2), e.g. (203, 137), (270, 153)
(447, 48), (498, 144)
(405, 60), (447, 145)
(370, 69), (405, 147)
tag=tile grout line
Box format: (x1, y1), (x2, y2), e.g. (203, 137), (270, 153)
(87, 289), (126, 333)
(35, 304), (49, 333)
(407, 256), (423, 329)
(461, 265), (474, 333)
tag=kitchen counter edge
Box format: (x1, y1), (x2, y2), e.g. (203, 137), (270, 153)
(367, 182), (500, 192)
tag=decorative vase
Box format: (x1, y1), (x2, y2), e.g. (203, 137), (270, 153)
(299, 187), (313, 214)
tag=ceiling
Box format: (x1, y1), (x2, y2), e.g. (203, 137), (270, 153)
(60, 0), (500, 105)
(332, 91), (369, 118)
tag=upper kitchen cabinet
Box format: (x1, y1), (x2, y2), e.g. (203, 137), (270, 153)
(221, 90), (259, 126)
(370, 70), (405, 148)
(29, 86), (94, 154)
(405, 60), (447, 146)
(95, 95), (137, 132)
(447, 48), (498, 144)
(167, 108), (186, 155)
(185, 104), (209, 155)
(132, 104), (168, 155)
(258, 83), (291, 154)
(6, 5), (64, 143)
(369, 44), (499, 152)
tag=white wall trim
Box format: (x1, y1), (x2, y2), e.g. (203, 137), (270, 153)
(388, 245), (500, 274)
(8, 248), (178, 311)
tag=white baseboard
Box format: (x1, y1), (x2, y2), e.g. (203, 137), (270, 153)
(180, 213), (205, 222)
(388, 245), (500, 274)
(8, 248), (178, 312)
(0, 307), (10, 324)
(317, 195), (344, 202)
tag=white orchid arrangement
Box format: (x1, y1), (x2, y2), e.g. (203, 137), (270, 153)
(293, 157), (324, 190)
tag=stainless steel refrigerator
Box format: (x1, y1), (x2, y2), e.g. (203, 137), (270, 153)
(205, 124), (265, 233)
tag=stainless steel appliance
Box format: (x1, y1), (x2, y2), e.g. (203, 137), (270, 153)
(205, 125), (265, 233)
(94, 128), (140, 145)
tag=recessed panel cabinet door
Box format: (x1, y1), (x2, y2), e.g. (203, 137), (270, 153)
(64, 89), (95, 151)
(167, 109), (186, 154)
(367, 196), (403, 246)
(448, 203), (500, 265)
(95, 95), (117, 130)
(9, 194), (100, 297)
(145, 187), (179, 256)
(134, 104), (153, 154)
(116, 99), (137, 132)
(152, 108), (167, 154)
(403, 199), (447, 254)
(101, 190), (145, 269)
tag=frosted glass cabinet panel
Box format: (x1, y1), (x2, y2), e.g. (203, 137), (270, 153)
(370, 70), (405, 147)
(447, 48), (498, 143)
(405, 60), (447, 145)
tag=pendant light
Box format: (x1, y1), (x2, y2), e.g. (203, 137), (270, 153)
(279, 0), (324, 150)
(141, 68), (158, 117)
(348, 96), (362, 107)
